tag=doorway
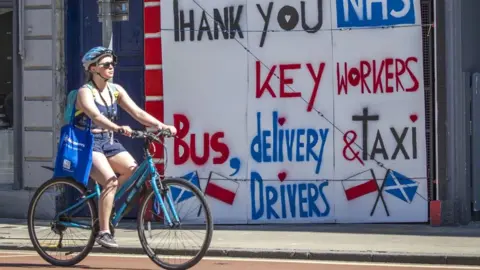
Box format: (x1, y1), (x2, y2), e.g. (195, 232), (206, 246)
(0, 8), (14, 185)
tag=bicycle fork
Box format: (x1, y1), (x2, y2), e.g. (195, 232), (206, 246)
(147, 159), (181, 229)
(150, 175), (181, 228)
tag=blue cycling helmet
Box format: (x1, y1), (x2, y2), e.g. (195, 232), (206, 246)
(81, 46), (117, 71)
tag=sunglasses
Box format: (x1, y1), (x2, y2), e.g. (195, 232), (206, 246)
(99, 62), (116, 68)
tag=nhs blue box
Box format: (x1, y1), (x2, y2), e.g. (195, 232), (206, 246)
(336, 0), (416, 28)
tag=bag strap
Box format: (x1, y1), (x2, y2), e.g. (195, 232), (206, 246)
(70, 82), (116, 129)
(69, 83), (95, 129)
(70, 95), (92, 130)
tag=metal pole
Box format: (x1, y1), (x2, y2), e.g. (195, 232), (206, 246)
(101, 0), (113, 49)
(99, 0), (113, 84)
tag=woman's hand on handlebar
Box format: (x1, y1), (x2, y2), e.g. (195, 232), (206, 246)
(161, 125), (177, 136)
(116, 125), (133, 137)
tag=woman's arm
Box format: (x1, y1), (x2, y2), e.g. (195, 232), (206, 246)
(115, 84), (167, 129)
(76, 87), (122, 131)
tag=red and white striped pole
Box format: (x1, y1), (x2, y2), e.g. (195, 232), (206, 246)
(143, 0), (164, 221)
(144, 0), (164, 172)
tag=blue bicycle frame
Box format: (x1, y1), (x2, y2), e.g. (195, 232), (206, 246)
(54, 152), (181, 230)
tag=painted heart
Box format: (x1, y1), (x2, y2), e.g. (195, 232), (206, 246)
(285, 15), (291, 23)
(348, 69), (361, 86)
(278, 172), (287, 182)
(278, 117), (286, 126)
(410, 114), (418, 123)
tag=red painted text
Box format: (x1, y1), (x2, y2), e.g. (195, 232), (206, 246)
(337, 57), (419, 95)
(173, 114), (230, 166)
(256, 61), (326, 112)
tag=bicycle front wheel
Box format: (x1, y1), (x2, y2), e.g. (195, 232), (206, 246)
(137, 177), (213, 270)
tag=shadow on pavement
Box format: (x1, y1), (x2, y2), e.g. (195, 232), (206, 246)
(0, 263), (151, 270)
(0, 263), (49, 268)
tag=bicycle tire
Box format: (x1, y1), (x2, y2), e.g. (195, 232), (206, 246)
(137, 177), (213, 270)
(27, 177), (98, 266)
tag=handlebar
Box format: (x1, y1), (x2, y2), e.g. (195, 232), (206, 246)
(117, 128), (175, 143)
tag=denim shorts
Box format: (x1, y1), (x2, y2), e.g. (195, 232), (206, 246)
(93, 132), (126, 158)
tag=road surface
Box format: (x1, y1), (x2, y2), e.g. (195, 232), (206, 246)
(1, 251), (480, 270)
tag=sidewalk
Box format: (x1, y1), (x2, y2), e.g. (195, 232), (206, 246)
(1, 218), (480, 265)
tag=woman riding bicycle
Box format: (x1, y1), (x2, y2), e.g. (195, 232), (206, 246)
(74, 46), (177, 249)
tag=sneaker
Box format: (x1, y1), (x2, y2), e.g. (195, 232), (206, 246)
(95, 232), (119, 249)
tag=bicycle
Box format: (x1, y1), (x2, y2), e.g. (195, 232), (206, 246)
(27, 129), (213, 270)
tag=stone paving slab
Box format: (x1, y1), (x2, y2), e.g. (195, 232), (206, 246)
(0, 219), (479, 265)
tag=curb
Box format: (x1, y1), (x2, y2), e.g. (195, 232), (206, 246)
(0, 244), (479, 266)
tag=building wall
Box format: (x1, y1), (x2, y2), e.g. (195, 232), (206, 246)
(0, 0), (148, 219)
(433, 0), (480, 224)
(22, 0), (63, 189)
(145, 0), (431, 224)
(462, 0), (480, 222)
(0, 0), (441, 224)
(0, 0), (63, 218)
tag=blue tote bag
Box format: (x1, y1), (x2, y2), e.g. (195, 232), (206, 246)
(53, 94), (94, 187)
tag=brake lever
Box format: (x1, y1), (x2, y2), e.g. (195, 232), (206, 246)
(159, 129), (178, 138)
(130, 131), (143, 139)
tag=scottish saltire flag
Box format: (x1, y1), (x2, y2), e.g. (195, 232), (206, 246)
(384, 170), (419, 203)
(153, 171), (203, 219)
(170, 171), (201, 204)
(154, 171), (202, 215)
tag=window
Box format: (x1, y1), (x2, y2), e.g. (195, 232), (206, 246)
(0, 8), (13, 185)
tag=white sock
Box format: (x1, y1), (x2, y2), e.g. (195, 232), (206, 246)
(99, 230), (110, 235)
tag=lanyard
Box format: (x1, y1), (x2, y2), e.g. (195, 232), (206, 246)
(91, 81), (115, 144)
(91, 81), (114, 120)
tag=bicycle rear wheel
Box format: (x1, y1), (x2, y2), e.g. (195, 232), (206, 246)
(27, 177), (97, 266)
(137, 177), (213, 270)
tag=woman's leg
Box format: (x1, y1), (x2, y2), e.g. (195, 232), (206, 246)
(107, 151), (138, 187)
(90, 151), (119, 248)
(102, 138), (138, 188)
